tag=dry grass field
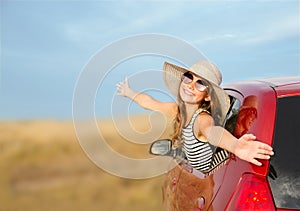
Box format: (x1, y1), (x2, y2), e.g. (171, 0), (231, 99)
(0, 115), (173, 211)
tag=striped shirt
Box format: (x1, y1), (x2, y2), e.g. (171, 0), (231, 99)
(182, 109), (214, 172)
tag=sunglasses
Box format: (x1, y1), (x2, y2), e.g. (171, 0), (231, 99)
(181, 72), (208, 92)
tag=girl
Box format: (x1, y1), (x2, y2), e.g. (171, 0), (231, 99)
(116, 60), (274, 171)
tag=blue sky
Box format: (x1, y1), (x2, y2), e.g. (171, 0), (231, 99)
(1, 1), (299, 119)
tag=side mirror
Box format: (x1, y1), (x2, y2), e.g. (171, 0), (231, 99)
(149, 139), (172, 156)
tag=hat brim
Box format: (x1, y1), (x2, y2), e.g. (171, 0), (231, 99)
(163, 62), (230, 126)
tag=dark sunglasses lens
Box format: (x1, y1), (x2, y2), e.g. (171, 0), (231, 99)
(196, 80), (207, 91)
(182, 72), (193, 81)
(196, 80), (205, 86)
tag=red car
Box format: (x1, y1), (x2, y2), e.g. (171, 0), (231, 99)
(150, 76), (300, 211)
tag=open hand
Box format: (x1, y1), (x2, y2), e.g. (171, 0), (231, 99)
(234, 134), (274, 166)
(116, 76), (130, 97)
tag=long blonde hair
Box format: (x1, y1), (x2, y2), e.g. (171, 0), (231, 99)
(172, 87), (211, 145)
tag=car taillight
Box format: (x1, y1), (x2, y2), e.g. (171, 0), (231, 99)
(226, 173), (275, 211)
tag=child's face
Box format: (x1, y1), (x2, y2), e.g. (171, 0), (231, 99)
(179, 72), (210, 105)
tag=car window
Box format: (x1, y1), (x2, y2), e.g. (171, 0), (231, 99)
(224, 95), (241, 134)
(268, 96), (300, 209)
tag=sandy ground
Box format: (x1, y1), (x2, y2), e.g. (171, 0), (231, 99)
(0, 115), (173, 211)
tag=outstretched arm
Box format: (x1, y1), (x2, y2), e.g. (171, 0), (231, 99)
(213, 128), (273, 166)
(197, 113), (274, 166)
(116, 76), (177, 116)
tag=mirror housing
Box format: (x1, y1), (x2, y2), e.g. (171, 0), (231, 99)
(149, 139), (172, 156)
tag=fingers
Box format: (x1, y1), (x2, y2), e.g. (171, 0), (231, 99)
(253, 143), (274, 160)
(251, 151), (273, 166)
(250, 159), (262, 166)
(116, 82), (124, 88)
(116, 82), (123, 89)
(249, 143), (274, 166)
(236, 134), (275, 166)
(244, 133), (273, 151)
(248, 151), (270, 165)
(249, 149), (270, 166)
(255, 153), (271, 160)
(258, 148), (274, 156)
(116, 77), (129, 88)
(241, 133), (274, 157)
(116, 77), (128, 95)
(255, 142), (274, 157)
(259, 143), (273, 152)
(116, 82), (124, 96)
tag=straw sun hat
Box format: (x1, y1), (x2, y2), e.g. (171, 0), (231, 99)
(163, 60), (230, 126)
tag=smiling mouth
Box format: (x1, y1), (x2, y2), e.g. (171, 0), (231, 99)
(183, 88), (194, 96)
